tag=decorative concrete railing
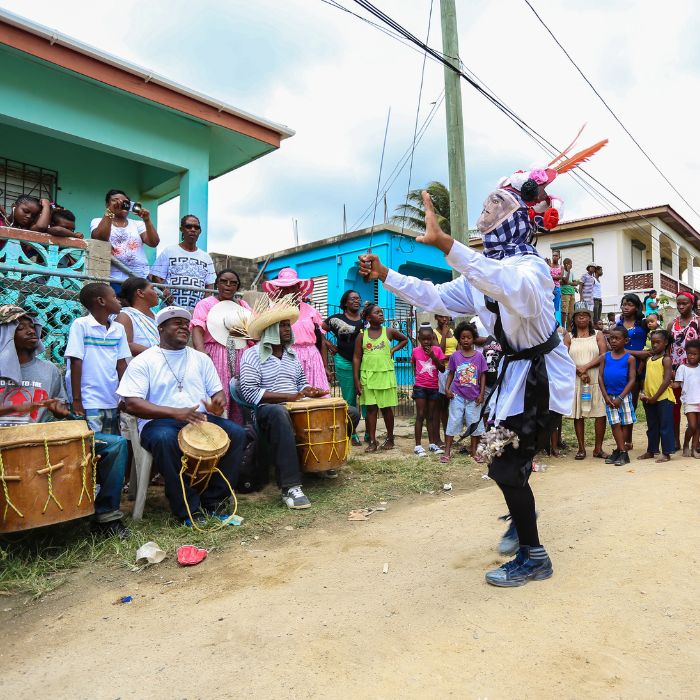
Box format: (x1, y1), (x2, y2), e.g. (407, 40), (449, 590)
(622, 272), (653, 291)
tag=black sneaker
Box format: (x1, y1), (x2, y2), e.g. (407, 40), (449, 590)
(184, 512), (207, 527)
(605, 449), (620, 465)
(485, 546), (553, 587)
(91, 519), (131, 539)
(614, 450), (630, 466)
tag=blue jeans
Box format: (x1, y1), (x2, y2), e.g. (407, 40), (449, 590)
(645, 399), (675, 456)
(553, 286), (562, 325)
(94, 432), (128, 522)
(140, 416), (245, 520)
(86, 408), (120, 435)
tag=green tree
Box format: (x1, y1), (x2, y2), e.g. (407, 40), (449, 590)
(392, 181), (450, 236)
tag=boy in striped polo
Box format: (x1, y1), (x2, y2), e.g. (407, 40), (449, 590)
(65, 283), (131, 434)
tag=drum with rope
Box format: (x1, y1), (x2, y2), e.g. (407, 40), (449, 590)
(0, 420), (96, 533)
(283, 397), (350, 472)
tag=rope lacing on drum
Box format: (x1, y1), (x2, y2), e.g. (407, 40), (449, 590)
(294, 404), (350, 466)
(0, 447), (23, 521)
(41, 439), (63, 513)
(178, 424), (238, 533)
(77, 435), (94, 506)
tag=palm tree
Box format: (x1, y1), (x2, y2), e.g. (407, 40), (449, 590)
(392, 181), (450, 236)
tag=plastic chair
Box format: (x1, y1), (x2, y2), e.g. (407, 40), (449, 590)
(229, 379), (258, 426)
(121, 412), (153, 520)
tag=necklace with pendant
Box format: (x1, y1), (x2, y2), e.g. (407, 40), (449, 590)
(160, 348), (188, 391)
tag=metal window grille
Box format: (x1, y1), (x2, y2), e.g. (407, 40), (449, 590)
(0, 158), (58, 212)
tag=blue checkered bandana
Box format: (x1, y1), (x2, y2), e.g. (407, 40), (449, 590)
(481, 190), (540, 260)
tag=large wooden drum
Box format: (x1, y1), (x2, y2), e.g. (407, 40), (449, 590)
(0, 421), (96, 533)
(283, 397), (350, 472)
(178, 422), (230, 490)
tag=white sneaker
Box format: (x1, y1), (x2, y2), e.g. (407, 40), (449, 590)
(428, 443), (445, 455)
(281, 485), (311, 509)
(414, 445), (427, 457)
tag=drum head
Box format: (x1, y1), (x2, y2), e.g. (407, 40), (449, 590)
(284, 397), (347, 413)
(178, 422), (230, 459)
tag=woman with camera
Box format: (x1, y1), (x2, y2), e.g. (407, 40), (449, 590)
(90, 189), (160, 293)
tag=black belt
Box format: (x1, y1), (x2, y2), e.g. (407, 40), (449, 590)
(460, 297), (560, 454)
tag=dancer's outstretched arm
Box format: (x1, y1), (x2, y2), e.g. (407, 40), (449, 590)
(360, 191), (547, 319)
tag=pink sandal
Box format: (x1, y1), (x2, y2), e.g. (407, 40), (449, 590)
(439, 455), (451, 464)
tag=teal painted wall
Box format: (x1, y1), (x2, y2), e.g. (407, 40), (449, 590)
(0, 121), (161, 235)
(1, 45), (280, 252)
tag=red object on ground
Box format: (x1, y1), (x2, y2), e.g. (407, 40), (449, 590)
(177, 545), (208, 566)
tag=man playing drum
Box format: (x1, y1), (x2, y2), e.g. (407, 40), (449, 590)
(0, 305), (129, 537)
(238, 301), (334, 510)
(117, 306), (245, 526)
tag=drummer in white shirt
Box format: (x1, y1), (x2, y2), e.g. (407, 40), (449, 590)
(117, 306), (245, 526)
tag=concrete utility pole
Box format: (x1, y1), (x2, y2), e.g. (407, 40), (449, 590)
(440, 0), (468, 245)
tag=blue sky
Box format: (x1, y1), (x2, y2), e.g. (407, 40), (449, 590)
(3, 0), (700, 258)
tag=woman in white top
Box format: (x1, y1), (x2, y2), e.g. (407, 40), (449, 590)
(115, 277), (160, 357)
(90, 189), (159, 290)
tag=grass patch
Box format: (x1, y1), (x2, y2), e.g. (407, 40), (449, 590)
(0, 452), (470, 598)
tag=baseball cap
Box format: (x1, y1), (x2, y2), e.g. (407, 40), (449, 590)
(155, 306), (191, 327)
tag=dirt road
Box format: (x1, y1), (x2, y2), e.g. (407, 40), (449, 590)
(1, 455), (698, 699)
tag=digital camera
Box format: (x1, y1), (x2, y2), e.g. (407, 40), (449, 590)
(121, 200), (142, 214)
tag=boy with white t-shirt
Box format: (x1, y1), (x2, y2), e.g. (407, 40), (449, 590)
(673, 339), (700, 457)
(65, 283), (131, 434)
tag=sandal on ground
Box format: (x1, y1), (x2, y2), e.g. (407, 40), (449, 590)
(439, 454), (451, 464)
(574, 450), (586, 460)
(364, 442), (378, 453)
(379, 440), (395, 451)
(592, 450), (610, 459)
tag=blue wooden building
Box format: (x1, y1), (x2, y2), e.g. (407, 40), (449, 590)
(259, 224), (453, 317)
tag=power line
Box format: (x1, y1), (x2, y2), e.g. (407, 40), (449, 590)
(333, 0), (686, 257)
(350, 92), (444, 230)
(347, 0), (688, 250)
(522, 0), (700, 220)
(399, 0), (434, 235)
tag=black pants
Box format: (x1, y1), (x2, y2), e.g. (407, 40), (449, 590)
(256, 404), (361, 488)
(256, 404), (304, 489)
(140, 416), (245, 520)
(487, 413), (556, 548)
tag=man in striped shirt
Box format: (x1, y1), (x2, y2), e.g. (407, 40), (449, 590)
(239, 318), (327, 509)
(578, 263), (597, 308)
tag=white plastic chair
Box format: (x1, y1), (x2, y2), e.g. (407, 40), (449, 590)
(121, 412), (153, 520)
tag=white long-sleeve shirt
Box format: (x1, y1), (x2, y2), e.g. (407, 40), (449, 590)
(383, 240), (575, 421)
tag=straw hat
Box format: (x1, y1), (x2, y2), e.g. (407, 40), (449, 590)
(262, 268), (314, 298)
(225, 295), (300, 342)
(206, 301), (253, 350)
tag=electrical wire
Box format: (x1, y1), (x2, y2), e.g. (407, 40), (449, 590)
(522, 0), (700, 220)
(398, 0), (434, 235)
(347, 0), (692, 254)
(350, 92), (444, 230)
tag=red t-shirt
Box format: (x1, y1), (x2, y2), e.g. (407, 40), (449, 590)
(412, 345), (445, 389)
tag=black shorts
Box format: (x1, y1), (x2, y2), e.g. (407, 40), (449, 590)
(412, 385), (440, 401)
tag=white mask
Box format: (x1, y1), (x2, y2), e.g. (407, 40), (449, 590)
(476, 190), (520, 234)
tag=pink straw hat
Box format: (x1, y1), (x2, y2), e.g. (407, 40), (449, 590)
(262, 267), (314, 298)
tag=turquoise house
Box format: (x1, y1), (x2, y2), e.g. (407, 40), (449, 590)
(0, 8), (294, 250)
(259, 224), (453, 317)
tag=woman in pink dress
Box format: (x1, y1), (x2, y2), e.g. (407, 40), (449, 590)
(190, 268), (251, 423)
(263, 268), (330, 394)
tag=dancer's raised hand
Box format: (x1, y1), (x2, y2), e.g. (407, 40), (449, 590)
(416, 190), (454, 254)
